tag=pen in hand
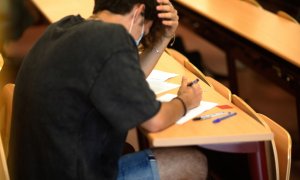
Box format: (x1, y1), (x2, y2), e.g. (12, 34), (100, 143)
(187, 79), (199, 87)
(212, 112), (237, 123)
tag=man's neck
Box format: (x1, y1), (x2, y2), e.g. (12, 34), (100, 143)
(89, 10), (130, 31)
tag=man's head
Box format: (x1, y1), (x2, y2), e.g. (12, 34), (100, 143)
(93, 0), (158, 22)
(93, 0), (164, 48)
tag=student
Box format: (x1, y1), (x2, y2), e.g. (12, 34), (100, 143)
(8, 0), (208, 179)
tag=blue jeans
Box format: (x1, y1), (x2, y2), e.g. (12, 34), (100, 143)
(117, 149), (160, 180)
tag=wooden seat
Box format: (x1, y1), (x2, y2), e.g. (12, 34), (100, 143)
(258, 113), (292, 180)
(231, 94), (279, 180)
(205, 76), (231, 101)
(277, 10), (299, 24)
(1, 25), (47, 86)
(0, 135), (9, 180)
(2, 25), (47, 60)
(0, 83), (15, 158)
(0, 54), (3, 71)
(165, 48), (212, 87)
(125, 128), (139, 152)
(240, 0), (262, 8)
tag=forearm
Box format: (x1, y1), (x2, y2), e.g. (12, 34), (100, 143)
(140, 0), (178, 77)
(140, 97), (185, 133)
(139, 36), (174, 77)
(141, 77), (203, 133)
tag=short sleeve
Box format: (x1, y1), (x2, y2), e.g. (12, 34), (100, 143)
(89, 49), (161, 132)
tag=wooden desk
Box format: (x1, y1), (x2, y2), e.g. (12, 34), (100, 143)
(32, 0), (93, 22)
(148, 53), (273, 147)
(143, 52), (274, 180)
(173, 0), (300, 145)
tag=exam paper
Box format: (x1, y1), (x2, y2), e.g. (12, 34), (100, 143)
(147, 70), (179, 82)
(147, 80), (180, 95)
(157, 94), (218, 124)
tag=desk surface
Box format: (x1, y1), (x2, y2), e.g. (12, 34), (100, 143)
(32, 0), (93, 22)
(146, 52), (273, 147)
(176, 0), (300, 68)
(33, 0), (300, 67)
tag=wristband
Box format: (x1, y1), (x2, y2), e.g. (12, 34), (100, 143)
(173, 97), (187, 116)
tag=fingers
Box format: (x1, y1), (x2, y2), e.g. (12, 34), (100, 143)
(193, 83), (203, 96)
(156, 0), (179, 26)
(157, 0), (173, 7)
(182, 77), (202, 90)
(186, 78), (202, 97)
(156, 2), (174, 15)
(181, 76), (188, 87)
(178, 76), (203, 109)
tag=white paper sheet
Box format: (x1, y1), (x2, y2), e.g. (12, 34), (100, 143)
(157, 94), (218, 124)
(147, 80), (180, 95)
(147, 69), (179, 82)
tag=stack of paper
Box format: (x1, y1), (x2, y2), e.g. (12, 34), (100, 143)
(146, 70), (180, 94)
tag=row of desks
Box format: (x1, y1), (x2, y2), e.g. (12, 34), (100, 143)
(173, 0), (300, 145)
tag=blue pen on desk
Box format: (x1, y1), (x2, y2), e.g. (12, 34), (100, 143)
(187, 79), (199, 86)
(212, 112), (237, 123)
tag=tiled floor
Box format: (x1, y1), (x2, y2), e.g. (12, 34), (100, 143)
(176, 24), (300, 179)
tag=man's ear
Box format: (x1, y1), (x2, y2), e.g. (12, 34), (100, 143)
(135, 4), (145, 17)
(130, 4), (145, 24)
(139, 4), (145, 16)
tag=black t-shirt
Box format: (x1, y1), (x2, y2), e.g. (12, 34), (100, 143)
(8, 15), (160, 180)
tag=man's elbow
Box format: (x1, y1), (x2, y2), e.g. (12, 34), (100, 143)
(140, 118), (167, 133)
